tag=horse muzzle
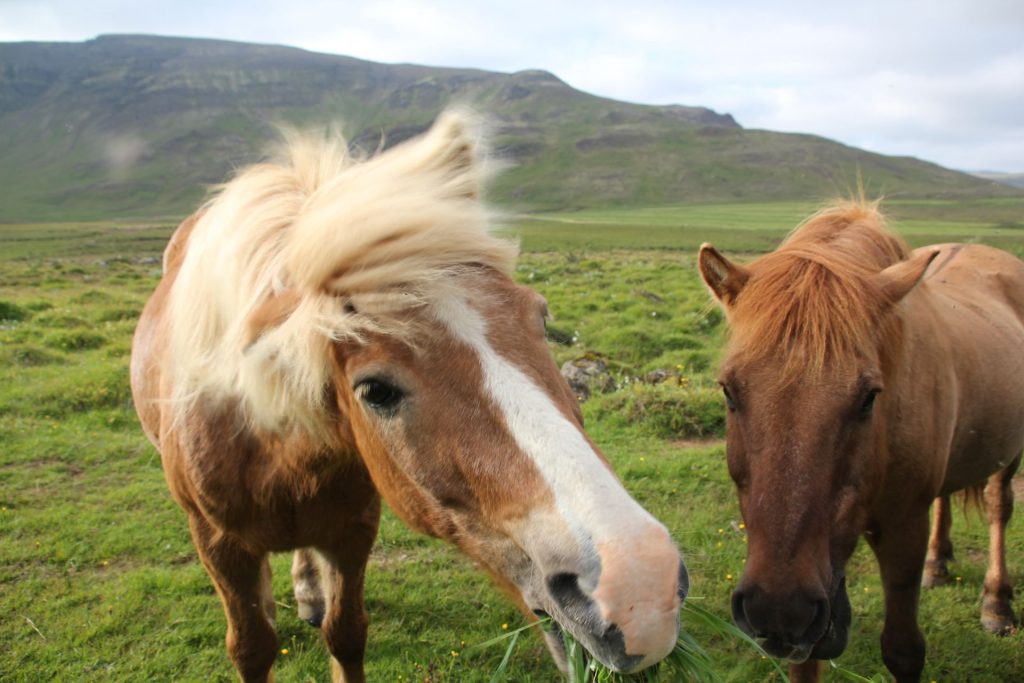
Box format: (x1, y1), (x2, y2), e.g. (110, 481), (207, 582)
(732, 572), (851, 663)
(532, 557), (689, 673)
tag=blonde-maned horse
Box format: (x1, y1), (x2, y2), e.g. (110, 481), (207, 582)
(130, 111), (688, 682)
(698, 202), (1024, 683)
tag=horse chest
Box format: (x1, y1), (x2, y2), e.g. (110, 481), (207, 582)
(179, 439), (367, 551)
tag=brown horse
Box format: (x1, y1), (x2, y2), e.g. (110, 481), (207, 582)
(698, 202), (1024, 682)
(130, 111), (687, 682)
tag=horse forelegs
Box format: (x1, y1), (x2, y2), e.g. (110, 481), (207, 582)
(981, 454), (1021, 635)
(788, 659), (823, 683)
(921, 495), (953, 588)
(291, 548), (326, 627)
(190, 515), (278, 683)
(321, 495), (381, 683)
(868, 512), (929, 683)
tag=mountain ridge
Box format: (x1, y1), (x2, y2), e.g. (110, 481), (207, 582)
(0, 34), (1016, 221)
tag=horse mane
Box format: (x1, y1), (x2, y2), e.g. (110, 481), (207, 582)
(727, 201), (912, 383)
(166, 110), (518, 440)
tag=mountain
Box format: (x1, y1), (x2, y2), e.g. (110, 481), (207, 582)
(0, 34), (1018, 221)
(971, 171), (1024, 190)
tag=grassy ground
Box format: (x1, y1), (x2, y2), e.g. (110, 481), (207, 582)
(2, 200), (1024, 681)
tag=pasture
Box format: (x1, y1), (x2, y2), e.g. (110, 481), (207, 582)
(2, 199), (1024, 681)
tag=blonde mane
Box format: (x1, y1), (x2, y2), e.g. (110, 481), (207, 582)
(728, 201), (911, 380)
(167, 110), (518, 439)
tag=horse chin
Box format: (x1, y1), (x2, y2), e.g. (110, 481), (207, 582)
(758, 638), (814, 663)
(808, 575), (852, 661)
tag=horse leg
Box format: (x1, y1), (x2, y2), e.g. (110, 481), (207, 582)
(321, 493), (381, 683)
(921, 495), (953, 588)
(980, 453), (1021, 635)
(867, 511), (929, 683)
(189, 514), (278, 683)
(291, 548), (326, 627)
(788, 659), (823, 682)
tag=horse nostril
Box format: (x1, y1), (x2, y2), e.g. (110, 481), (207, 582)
(547, 572), (580, 601)
(804, 597), (830, 642)
(546, 572), (593, 618)
(677, 561), (690, 601)
(731, 587), (754, 636)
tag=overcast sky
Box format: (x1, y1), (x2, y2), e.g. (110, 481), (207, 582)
(2, 0), (1021, 172)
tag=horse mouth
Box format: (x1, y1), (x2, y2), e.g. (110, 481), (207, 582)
(532, 608), (649, 674)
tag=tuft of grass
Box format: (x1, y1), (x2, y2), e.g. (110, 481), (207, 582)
(4, 344), (66, 367)
(42, 330), (108, 352)
(590, 382), (725, 440)
(0, 300), (31, 322)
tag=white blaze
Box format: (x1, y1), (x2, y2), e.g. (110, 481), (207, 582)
(432, 293), (665, 577)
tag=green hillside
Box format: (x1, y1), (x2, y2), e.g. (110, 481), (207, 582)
(0, 34), (1018, 221)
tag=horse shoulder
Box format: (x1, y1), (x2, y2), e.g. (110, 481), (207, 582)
(132, 212), (206, 448)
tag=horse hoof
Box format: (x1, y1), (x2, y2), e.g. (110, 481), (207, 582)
(297, 602), (324, 628)
(981, 609), (1017, 636)
(921, 560), (950, 589)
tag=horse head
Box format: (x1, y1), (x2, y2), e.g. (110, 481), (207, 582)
(211, 111), (688, 672)
(698, 206), (936, 662)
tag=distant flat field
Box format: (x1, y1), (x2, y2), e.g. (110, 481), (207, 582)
(4, 198), (1024, 261)
(508, 198), (1024, 254)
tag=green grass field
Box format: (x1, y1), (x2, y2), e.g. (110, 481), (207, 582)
(2, 200), (1024, 681)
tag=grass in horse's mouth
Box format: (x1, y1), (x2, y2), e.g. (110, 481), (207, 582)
(479, 602), (789, 682)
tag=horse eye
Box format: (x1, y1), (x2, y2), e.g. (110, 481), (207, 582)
(356, 379), (404, 413)
(859, 389), (880, 419)
(721, 384), (737, 412)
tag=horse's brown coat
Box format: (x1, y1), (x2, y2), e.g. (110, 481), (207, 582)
(700, 202), (1024, 683)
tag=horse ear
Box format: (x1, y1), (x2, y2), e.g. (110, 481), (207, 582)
(395, 109), (486, 200)
(874, 249), (940, 304)
(699, 243), (750, 308)
(242, 289), (302, 351)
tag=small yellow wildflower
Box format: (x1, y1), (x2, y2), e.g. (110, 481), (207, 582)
(450, 650), (459, 657)
(718, 528), (724, 534)
(738, 522), (746, 530)
(726, 574), (733, 581)
(501, 623), (509, 630)
(280, 648), (289, 655)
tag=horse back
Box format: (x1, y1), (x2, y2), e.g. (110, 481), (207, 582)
(912, 243), (1024, 493)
